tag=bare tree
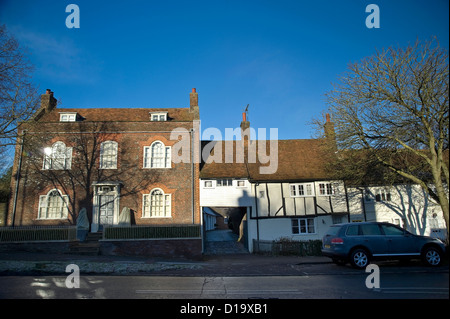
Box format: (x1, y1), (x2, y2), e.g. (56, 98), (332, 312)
(320, 38), (449, 241)
(0, 25), (40, 154)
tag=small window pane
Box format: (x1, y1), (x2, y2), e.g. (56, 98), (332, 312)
(292, 219), (299, 234)
(319, 184), (325, 195)
(217, 179), (232, 187)
(204, 181), (212, 187)
(298, 185), (304, 196)
(307, 219), (315, 233)
(290, 185), (296, 197)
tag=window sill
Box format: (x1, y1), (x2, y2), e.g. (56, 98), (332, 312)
(290, 195), (316, 198)
(141, 216), (172, 219)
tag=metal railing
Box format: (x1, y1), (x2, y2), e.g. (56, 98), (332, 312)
(0, 226), (77, 242)
(103, 224), (201, 240)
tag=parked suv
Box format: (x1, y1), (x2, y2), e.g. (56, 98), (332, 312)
(322, 222), (447, 269)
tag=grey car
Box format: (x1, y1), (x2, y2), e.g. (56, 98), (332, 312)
(321, 222), (447, 269)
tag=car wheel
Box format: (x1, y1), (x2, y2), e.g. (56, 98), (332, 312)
(422, 246), (442, 267)
(350, 249), (370, 269)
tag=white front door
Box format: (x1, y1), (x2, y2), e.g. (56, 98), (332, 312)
(91, 183), (121, 232)
(99, 195), (115, 229)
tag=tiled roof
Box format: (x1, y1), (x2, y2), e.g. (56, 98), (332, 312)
(38, 107), (196, 122)
(200, 138), (333, 182)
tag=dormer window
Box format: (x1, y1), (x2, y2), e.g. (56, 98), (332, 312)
(150, 112), (168, 121)
(60, 112), (78, 122)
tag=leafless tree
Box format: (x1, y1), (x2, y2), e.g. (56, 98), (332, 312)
(316, 38), (449, 241)
(0, 25), (40, 158)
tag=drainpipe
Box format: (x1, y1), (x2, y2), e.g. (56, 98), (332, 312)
(253, 182), (260, 252)
(361, 188), (368, 221)
(190, 128), (195, 224)
(11, 131), (26, 227)
(344, 181), (351, 223)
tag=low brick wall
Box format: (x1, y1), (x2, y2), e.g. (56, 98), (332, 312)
(100, 238), (203, 260)
(0, 241), (71, 254)
(0, 238), (203, 260)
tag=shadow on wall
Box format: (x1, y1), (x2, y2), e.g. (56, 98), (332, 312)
(364, 185), (446, 239)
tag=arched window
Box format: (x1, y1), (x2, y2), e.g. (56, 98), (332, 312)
(43, 141), (72, 170)
(143, 141), (171, 168)
(100, 141), (118, 169)
(38, 189), (69, 219)
(142, 189), (171, 218)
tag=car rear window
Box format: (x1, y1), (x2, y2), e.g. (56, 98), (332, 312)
(325, 226), (341, 236)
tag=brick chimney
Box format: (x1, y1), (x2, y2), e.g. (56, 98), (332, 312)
(189, 88), (199, 119)
(41, 89), (57, 113)
(240, 112), (250, 141)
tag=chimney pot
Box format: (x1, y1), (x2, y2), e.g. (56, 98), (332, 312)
(192, 88), (196, 93)
(242, 112), (246, 122)
(326, 113), (331, 123)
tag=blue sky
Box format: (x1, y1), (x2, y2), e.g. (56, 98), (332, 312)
(1, 0), (448, 141)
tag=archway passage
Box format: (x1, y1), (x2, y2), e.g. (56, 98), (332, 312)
(203, 207), (249, 255)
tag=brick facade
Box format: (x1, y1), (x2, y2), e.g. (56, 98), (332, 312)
(8, 89), (201, 232)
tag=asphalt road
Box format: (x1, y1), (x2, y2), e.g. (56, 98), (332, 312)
(0, 263), (448, 300)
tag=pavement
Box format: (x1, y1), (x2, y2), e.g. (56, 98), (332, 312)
(0, 250), (332, 276)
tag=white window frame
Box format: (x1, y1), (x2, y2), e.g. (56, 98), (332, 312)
(375, 188), (392, 202)
(318, 183), (334, 196)
(150, 112), (168, 121)
(291, 218), (316, 235)
(236, 180), (247, 187)
(43, 141), (72, 170)
(290, 183), (315, 197)
(100, 141), (118, 169)
(59, 112), (77, 122)
(142, 188), (171, 218)
(143, 141), (171, 168)
(38, 189), (69, 220)
(216, 179), (233, 187)
(204, 180), (214, 188)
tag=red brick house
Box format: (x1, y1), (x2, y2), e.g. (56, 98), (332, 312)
(8, 89), (201, 236)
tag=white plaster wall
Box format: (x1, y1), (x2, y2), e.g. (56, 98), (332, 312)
(200, 179), (253, 207)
